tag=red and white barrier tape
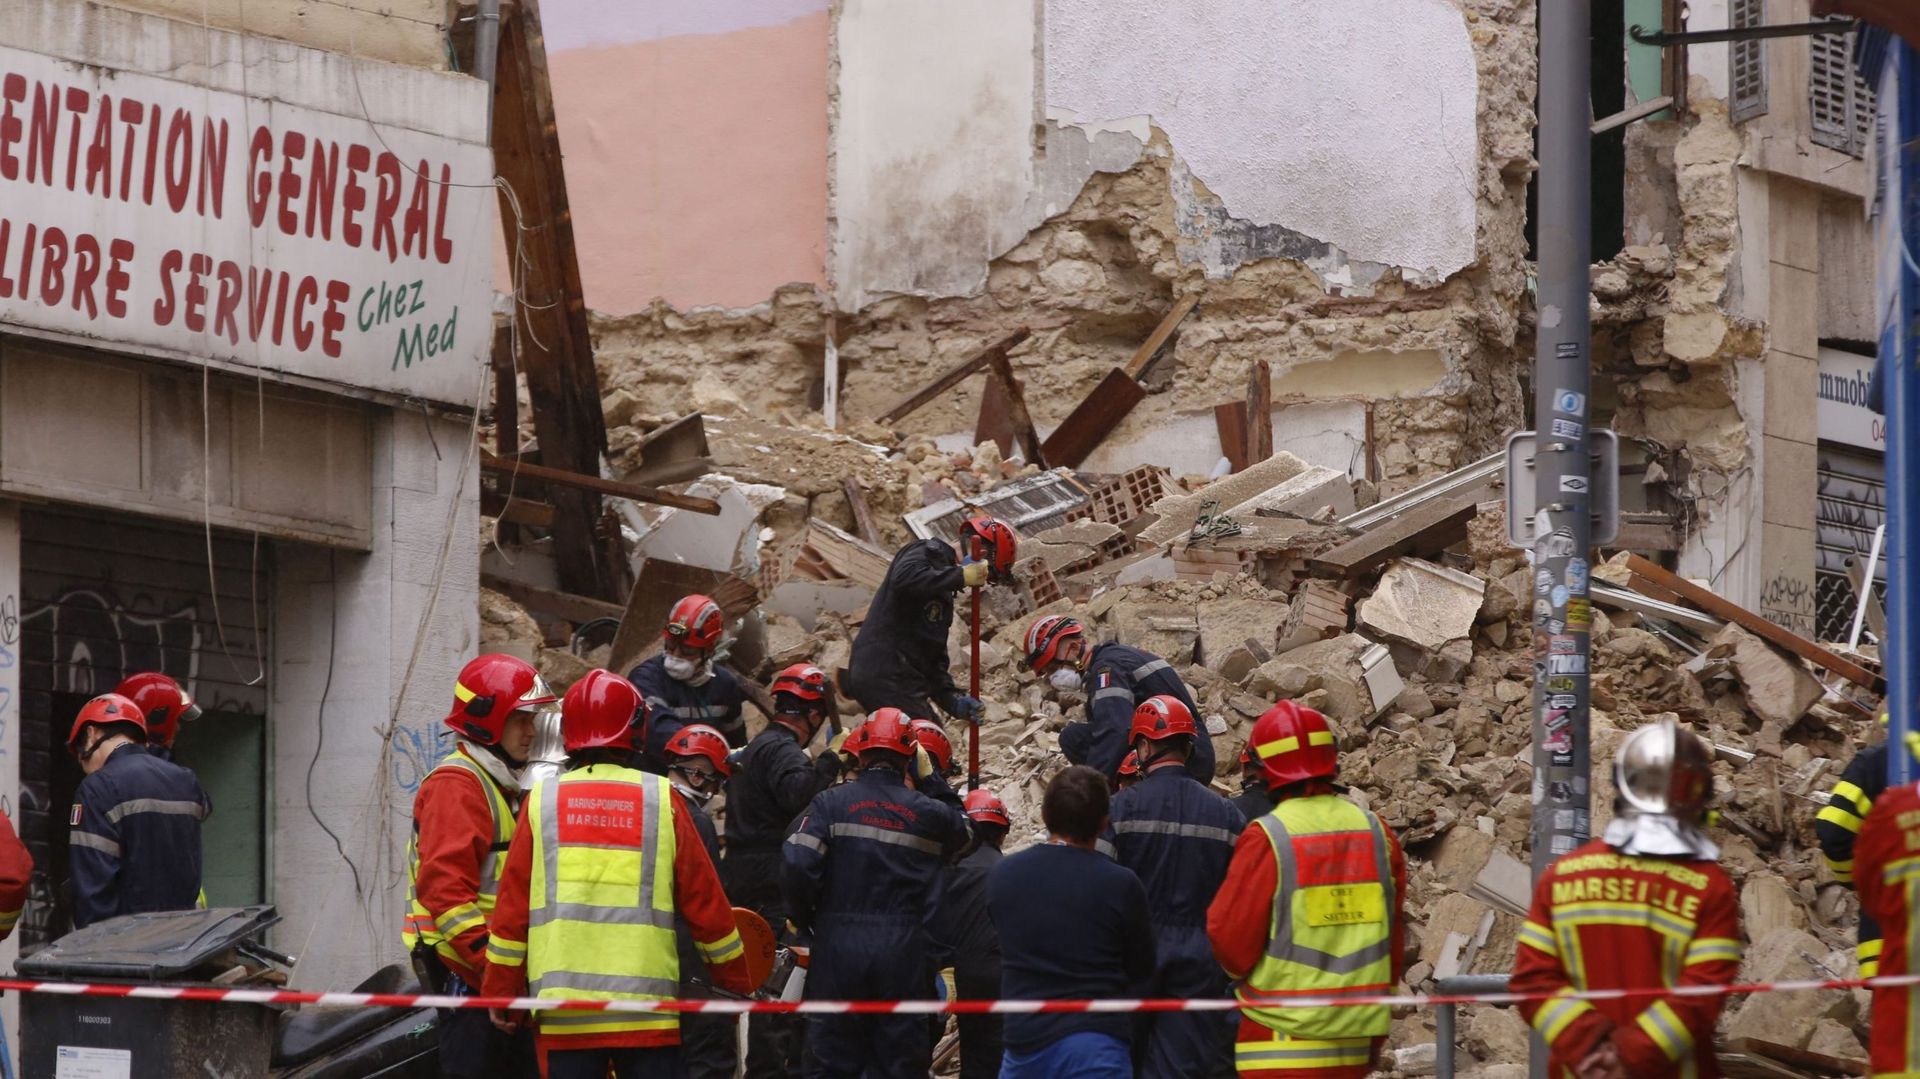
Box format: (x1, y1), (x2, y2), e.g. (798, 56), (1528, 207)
(0, 973), (1913, 1016)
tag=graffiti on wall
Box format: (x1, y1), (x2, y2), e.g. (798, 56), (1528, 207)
(391, 723), (457, 795)
(21, 586), (261, 715)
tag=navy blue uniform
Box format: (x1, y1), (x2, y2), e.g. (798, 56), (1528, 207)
(1059, 642), (1216, 783)
(782, 768), (969, 1079)
(930, 842), (1004, 1079)
(844, 540), (966, 719)
(1230, 780), (1270, 823)
(1100, 765), (1243, 1077)
(68, 743), (210, 929)
(723, 724), (838, 1079)
(628, 653), (747, 763)
(676, 795), (738, 1079)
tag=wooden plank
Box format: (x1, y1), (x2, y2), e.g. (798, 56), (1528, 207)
(876, 328), (1032, 424)
(480, 451), (722, 514)
(1214, 401), (1250, 473)
(481, 573), (625, 626)
(843, 478), (885, 548)
(1122, 294), (1199, 379)
(1039, 369), (1147, 468)
(1623, 554), (1885, 692)
(974, 367), (1015, 459)
(491, 323), (518, 459)
(493, 0), (612, 598)
(986, 347), (1047, 467)
(1244, 360), (1272, 467)
(480, 490), (557, 528)
(1306, 487), (1489, 579)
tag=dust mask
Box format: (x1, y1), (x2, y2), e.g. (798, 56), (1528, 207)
(664, 655), (700, 681)
(1049, 669), (1083, 694)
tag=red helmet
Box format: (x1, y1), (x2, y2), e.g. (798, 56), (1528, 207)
(68, 693), (147, 749)
(1116, 751), (1141, 782)
(958, 516), (1018, 580)
(908, 719), (955, 774)
(845, 708), (916, 758)
(1023, 614), (1085, 671)
(1250, 700), (1338, 788)
(113, 672), (200, 748)
(665, 724), (733, 777)
(964, 788), (1011, 827)
(561, 669), (648, 753)
(446, 654), (558, 746)
(665, 594), (725, 652)
(1129, 695), (1197, 744)
(771, 663), (831, 702)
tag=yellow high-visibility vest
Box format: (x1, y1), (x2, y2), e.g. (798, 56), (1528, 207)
(403, 746), (516, 962)
(1240, 794), (1396, 1042)
(524, 763), (681, 1039)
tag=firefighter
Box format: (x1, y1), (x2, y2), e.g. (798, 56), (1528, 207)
(1102, 696), (1242, 1077)
(111, 672), (200, 760)
(1816, 719), (1888, 978)
(1855, 734), (1920, 1076)
(1115, 751), (1142, 792)
(1025, 614), (1216, 783)
(722, 663), (843, 1079)
(66, 692), (210, 930)
(1230, 744), (1269, 823)
(403, 654), (556, 1078)
(0, 807), (31, 941)
(782, 708), (971, 1079)
(843, 517), (1016, 724)
(1512, 720), (1740, 1079)
(663, 724), (740, 1079)
(484, 670), (753, 1079)
(629, 594), (748, 761)
(930, 788), (1011, 1079)
(907, 716), (966, 809)
(1207, 701), (1404, 1078)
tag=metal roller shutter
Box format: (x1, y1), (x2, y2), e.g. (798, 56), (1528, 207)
(1815, 444), (1886, 643)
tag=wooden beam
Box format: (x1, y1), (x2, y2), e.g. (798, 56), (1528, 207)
(493, 0), (613, 599)
(1622, 554), (1885, 692)
(481, 451), (722, 514)
(985, 347), (1047, 468)
(1040, 369), (1147, 469)
(480, 490), (557, 528)
(876, 328), (1032, 424)
(1214, 401), (1250, 473)
(1244, 360), (1272, 467)
(974, 367), (1015, 459)
(491, 324), (518, 460)
(843, 478), (885, 548)
(1307, 487), (1488, 579)
(1122, 294), (1199, 379)
(481, 573), (625, 626)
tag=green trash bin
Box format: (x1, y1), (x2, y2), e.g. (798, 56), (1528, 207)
(16, 907), (283, 1078)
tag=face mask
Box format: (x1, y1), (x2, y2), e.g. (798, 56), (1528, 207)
(1049, 669), (1083, 694)
(664, 655), (699, 681)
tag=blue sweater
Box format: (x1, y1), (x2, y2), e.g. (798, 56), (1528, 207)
(987, 843), (1156, 1052)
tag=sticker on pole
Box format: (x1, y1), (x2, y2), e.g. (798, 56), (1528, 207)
(1559, 475), (1589, 493)
(1554, 390), (1586, 415)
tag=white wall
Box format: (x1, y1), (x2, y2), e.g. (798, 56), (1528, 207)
(271, 410), (479, 989)
(830, 0), (1038, 309)
(1045, 0), (1479, 281)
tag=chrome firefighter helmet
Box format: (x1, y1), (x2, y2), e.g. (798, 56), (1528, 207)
(1614, 719), (1713, 824)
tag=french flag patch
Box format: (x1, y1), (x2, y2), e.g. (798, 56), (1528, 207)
(1097, 672), (1112, 690)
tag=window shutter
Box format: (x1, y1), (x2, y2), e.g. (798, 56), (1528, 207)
(1730, 0), (1768, 122)
(1809, 17), (1875, 157)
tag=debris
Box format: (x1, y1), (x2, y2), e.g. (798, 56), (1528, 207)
(876, 328), (1033, 425)
(1466, 849), (1531, 918)
(1393, 1042), (1438, 1076)
(1690, 623), (1825, 730)
(1243, 360), (1273, 468)
(1276, 579), (1352, 652)
(977, 341), (1047, 467)
(842, 478), (885, 547)
(1188, 500), (1243, 541)
(480, 449), (722, 515)
(1723, 929), (1859, 1048)
(1358, 557), (1487, 652)
(1307, 487), (1483, 579)
(1740, 874), (1809, 939)
(785, 521), (894, 592)
(906, 468), (1092, 544)
(1040, 295), (1197, 468)
(628, 412), (712, 487)
(1137, 452), (1317, 547)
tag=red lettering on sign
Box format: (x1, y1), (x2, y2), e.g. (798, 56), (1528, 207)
(0, 74), (25, 182)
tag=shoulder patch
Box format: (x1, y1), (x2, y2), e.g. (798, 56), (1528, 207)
(1097, 671), (1113, 690)
(70, 803), (82, 826)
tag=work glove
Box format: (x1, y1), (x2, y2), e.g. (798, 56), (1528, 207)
(961, 560), (990, 589)
(827, 730), (855, 770)
(947, 695), (984, 723)
(911, 744), (938, 785)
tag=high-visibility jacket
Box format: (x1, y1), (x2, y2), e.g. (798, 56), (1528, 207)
(0, 809), (30, 941)
(1511, 837), (1740, 1079)
(1817, 741), (1886, 976)
(402, 744), (517, 986)
(482, 762), (752, 1050)
(1853, 777), (1920, 1078)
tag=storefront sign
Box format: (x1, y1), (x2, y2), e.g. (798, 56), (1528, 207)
(0, 42), (492, 407)
(1818, 347), (1885, 452)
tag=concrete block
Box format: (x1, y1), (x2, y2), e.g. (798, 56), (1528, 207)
(1249, 633), (1374, 721)
(1358, 558), (1486, 651)
(1806, 1018), (1866, 1064)
(1741, 873), (1809, 939)
(1754, 521), (1818, 638)
(1704, 622), (1824, 728)
(1394, 1044), (1437, 1076)
(1466, 1006), (1530, 1066)
(1229, 465), (1355, 520)
(1276, 579), (1351, 652)
(1432, 825), (1496, 893)
(1196, 597), (1290, 667)
(1138, 452), (1314, 546)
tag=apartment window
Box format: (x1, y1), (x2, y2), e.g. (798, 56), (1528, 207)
(1810, 17), (1875, 157)
(1731, 0), (1768, 122)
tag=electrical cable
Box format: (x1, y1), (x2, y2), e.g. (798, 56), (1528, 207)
(305, 548), (364, 896)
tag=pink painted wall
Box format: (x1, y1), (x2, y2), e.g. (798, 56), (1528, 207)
(536, 2), (829, 314)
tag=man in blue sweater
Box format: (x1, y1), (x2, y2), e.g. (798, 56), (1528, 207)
(988, 765), (1156, 1078)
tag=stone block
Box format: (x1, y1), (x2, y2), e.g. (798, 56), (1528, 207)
(1249, 633), (1373, 721)
(1197, 597), (1291, 667)
(1703, 622), (1823, 728)
(1359, 558), (1486, 651)
(1740, 873), (1808, 939)
(1138, 452), (1314, 546)
(1724, 928), (1859, 1047)
(1806, 1017), (1866, 1063)
(1466, 1005), (1530, 1066)
(1230, 465), (1355, 520)
(1432, 826), (1496, 894)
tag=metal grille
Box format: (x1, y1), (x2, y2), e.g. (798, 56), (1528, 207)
(1731, 0), (1768, 122)
(1814, 446), (1886, 641)
(903, 468), (1091, 544)
(1810, 16), (1875, 156)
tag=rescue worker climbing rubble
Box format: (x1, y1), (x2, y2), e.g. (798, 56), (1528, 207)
(1512, 719), (1740, 1079)
(629, 594), (748, 762)
(1816, 714), (1890, 978)
(781, 708), (971, 1079)
(843, 516), (1016, 724)
(1102, 695), (1242, 1078)
(484, 669), (753, 1079)
(404, 653), (555, 1078)
(1207, 700), (1403, 1079)
(663, 724), (741, 1079)
(111, 671), (200, 760)
(1025, 613), (1217, 783)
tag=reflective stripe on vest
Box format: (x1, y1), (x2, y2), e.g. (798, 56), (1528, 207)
(524, 764), (681, 1038)
(1240, 795), (1395, 1042)
(402, 747), (516, 952)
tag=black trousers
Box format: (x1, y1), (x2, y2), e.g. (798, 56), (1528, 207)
(543, 1045), (685, 1079)
(954, 963), (1003, 1079)
(415, 950), (537, 1079)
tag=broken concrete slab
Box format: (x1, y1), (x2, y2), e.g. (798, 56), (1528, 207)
(1137, 451), (1315, 546)
(1741, 873), (1809, 939)
(1358, 557), (1487, 651)
(1690, 622), (1824, 729)
(1276, 579), (1352, 652)
(1196, 596), (1291, 667)
(1237, 464), (1356, 520)
(1248, 633), (1377, 721)
(1106, 600), (1200, 666)
(1724, 928), (1859, 1047)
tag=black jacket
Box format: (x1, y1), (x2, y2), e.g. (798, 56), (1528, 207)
(846, 539), (966, 715)
(629, 653), (748, 764)
(69, 743), (210, 929)
(780, 768), (969, 935)
(930, 842), (1003, 974)
(724, 725), (838, 851)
